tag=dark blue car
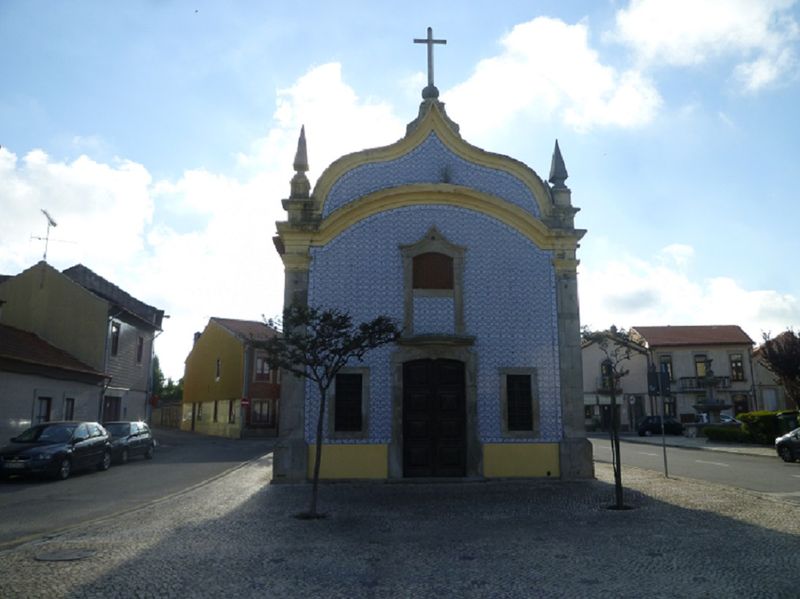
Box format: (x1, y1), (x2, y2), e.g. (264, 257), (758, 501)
(104, 421), (156, 464)
(637, 415), (684, 437)
(0, 421), (112, 480)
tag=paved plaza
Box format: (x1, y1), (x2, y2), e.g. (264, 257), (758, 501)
(0, 450), (798, 598)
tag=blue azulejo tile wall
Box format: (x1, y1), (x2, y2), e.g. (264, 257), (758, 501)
(305, 205), (561, 444)
(323, 133), (540, 218)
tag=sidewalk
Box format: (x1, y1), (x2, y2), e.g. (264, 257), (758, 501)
(589, 431), (777, 458)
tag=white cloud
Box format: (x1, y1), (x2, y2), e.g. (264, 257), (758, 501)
(658, 243), (694, 268)
(237, 63), (404, 183)
(141, 64), (405, 378)
(612, 0), (800, 91)
(0, 63), (405, 380)
(0, 147), (153, 269)
(580, 245), (800, 342)
(444, 17), (662, 135)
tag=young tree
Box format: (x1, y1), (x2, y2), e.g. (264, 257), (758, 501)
(582, 325), (639, 510)
(760, 330), (800, 410)
(262, 305), (400, 518)
(152, 355), (166, 398)
(161, 377), (183, 404)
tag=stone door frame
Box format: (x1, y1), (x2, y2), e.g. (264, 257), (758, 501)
(389, 339), (480, 478)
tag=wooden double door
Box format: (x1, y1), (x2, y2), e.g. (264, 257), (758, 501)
(403, 359), (466, 477)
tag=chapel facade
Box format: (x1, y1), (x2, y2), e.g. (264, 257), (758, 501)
(272, 37), (592, 481)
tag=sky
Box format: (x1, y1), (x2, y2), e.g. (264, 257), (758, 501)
(1, 0), (799, 380)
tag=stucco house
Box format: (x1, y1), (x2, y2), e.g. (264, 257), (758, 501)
(0, 323), (107, 441)
(182, 318), (280, 438)
(581, 333), (649, 432)
(0, 261), (164, 425)
(630, 325), (755, 421)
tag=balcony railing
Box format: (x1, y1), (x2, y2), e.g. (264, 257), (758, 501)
(595, 376), (622, 395)
(678, 376), (731, 392)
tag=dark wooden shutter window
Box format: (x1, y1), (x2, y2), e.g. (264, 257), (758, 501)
(335, 373), (363, 432)
(507, 374), (533, 431)
(64, 398), (75, 420)
(413, 252), (453, 290)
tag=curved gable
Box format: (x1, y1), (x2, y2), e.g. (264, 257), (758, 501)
(313, 102), (554, 220)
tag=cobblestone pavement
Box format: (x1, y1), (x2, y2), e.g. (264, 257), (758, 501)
(0, 453), (798, 599)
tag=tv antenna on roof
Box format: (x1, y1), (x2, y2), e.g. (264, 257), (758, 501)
(32, 209), (58, 261)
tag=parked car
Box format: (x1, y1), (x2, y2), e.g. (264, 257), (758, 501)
(0, 421), (112, 480)
(104, 421), (156, 464)
(719, 414), (741, 425)
(638, 416), (684, 436)
(695, 413), (741, 425)
(775, 427), (800, 463)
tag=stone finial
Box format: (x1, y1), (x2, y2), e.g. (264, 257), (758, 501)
(293, 125), (308, 172)
(290, 126), (310, 199)
(549, 140), (568, 189)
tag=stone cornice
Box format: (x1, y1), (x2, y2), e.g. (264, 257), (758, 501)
(276, 185), (583, 258)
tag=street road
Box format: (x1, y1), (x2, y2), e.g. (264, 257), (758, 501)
(0, 427), (274, 549)
(591, 436), (800, 504)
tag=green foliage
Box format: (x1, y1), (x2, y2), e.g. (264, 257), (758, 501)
(703, 426), (754, 443)
(152, 355), (165, 396)
(161, 377), (183, 404)
(759, 330), (800, 410)
(737, 411), (783, 445)
(152, 355), (182, 404)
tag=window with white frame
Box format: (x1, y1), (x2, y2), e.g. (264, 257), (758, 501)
(729, 353), (745, 382)
(254, 354), (270, 381)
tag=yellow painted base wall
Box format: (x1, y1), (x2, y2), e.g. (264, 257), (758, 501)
(307, 444), (388, 479)
(482, 443), (560, 478)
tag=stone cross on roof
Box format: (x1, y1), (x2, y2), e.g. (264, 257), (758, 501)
(414, 26), (446, 99)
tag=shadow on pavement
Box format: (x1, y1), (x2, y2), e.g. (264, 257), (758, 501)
(7, 463), (798, 598)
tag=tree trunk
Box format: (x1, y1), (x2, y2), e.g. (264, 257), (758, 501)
(308, 388), (327, 517)
(610, 391), (624, 508)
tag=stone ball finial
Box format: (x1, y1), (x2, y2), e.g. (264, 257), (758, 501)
(422, 85), (440, 99)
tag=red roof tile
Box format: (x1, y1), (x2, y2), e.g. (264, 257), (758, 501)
(211, 318), (277, 342)
(0, 324), (105, 377)
(632, 325), (754, 347)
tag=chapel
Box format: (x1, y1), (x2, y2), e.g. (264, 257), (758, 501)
(272, 29), (592, 481)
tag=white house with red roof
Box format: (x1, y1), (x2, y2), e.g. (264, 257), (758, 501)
(630, 325), (756, 421)
(0, 323), (107, 441)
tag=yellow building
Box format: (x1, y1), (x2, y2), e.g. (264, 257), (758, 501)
(182, 318), (280, 438)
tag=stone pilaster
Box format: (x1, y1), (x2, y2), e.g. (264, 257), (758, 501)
(272, 267), (309, 483)
(272, 125), (314, 483)
(555, 258), (594, 480)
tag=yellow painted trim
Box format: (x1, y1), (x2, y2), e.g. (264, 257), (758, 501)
(312, 102), (553, 218)
(277, 186), (582, 262)
(307, 444), (388, 479)
(482, 443), (560, 478)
